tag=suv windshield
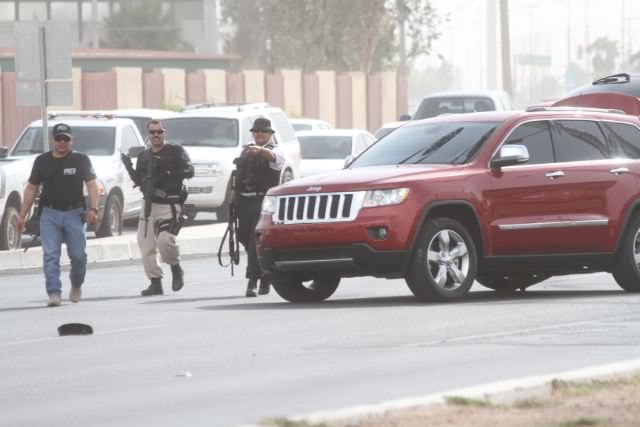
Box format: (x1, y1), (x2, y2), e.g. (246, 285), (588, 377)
(12, 127), (116, 156)
(164, 117), (239, 147)
(350, 122), (497, 167)
(413, 97), (496, 120)
(299, 136), (352, 159)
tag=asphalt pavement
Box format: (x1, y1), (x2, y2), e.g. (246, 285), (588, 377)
(2, 261), (640, 427)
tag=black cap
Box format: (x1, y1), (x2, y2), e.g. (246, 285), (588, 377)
(58, 323), (93, 336)
(52, 123), (72, 138)
(250, 117), (275, 133)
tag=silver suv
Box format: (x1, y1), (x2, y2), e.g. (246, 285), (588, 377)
(162, 103), (301, 221)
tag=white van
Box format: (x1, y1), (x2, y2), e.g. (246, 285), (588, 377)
(162, 103), (301, 221)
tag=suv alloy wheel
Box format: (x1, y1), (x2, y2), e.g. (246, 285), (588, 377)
(0, 206), (21, 250)
(405, 218), (478, 301)
(96, 195), (123, 237)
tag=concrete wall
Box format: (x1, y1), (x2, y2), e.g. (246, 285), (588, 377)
(0, 67), (405, 147)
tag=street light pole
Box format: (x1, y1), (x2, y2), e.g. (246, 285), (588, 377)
(499, 0), (513, 97)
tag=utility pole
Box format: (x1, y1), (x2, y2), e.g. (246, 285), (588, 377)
(499, 0), (512, 97)
(486, 0), (497, 89)
(91, 0), (99, 48)
(397, 0), (408, 75)
(202, 0), (219, 53)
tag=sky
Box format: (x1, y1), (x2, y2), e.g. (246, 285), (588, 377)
(414, 0), (640, 108)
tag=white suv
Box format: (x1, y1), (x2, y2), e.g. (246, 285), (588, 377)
(0, 114), (145, 246)
(162, 103), (301, 221)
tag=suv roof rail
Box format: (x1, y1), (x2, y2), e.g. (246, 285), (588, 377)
(592, 73), (630, 86)
(183, 102), (271, 112)
(526, 106), (626, 114)
(48, 111), (114, 120)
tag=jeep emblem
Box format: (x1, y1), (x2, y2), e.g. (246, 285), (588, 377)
(306, 186), (322, 192)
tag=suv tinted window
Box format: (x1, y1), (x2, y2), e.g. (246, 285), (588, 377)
(504, 121), (554, 165)
(414, 97), (495, 120)
(553, 120), (608, 162)
(164, 117), (239, 147)
(350, 122), (497, 167)
(12, 127), (116, 156)
(603, 122), (640, 159)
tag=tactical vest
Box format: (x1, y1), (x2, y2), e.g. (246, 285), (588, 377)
(236, 142), (280, 195)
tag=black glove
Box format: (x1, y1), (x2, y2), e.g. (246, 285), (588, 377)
(120, 152), (133, 166)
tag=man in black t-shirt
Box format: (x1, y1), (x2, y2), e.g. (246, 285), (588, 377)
(17, 123), (99, 307)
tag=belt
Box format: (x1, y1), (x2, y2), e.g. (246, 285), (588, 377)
(42, 202), (85, 211)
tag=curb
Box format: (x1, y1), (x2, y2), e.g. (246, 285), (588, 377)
(0, 230), (230, 271)
(277, 358), (640, 426)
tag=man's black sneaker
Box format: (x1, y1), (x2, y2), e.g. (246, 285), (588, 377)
(245, 279), (258, 297)
(141, 278), (163, 296)
(258, 278), (270, 295)
(171, 263), (184, 291)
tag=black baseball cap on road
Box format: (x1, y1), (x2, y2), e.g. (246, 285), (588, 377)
(52, 123), (72, 137)
(250, 117), (275, 133)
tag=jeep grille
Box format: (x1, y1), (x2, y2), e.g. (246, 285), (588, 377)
(273, 191), (366, 224)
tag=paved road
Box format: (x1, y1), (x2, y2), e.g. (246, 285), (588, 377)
(2, 259), (640, 427)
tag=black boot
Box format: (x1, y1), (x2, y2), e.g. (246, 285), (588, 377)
(171, 263), (184, 291)
(141, 278), (163, 296)
(245, 279), (258, 297)
(258, 278), (270, 295)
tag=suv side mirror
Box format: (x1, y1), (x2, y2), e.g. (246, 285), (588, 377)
(490, 144), (529, 169)
(128, 146), (145, 158)
(0, 146), (7, 158)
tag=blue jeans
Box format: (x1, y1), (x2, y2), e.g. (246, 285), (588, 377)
(40, 207), (87, 296)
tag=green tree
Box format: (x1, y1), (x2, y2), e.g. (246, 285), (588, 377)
(103, 0), (192, 51)
(219, 0), (442, 73)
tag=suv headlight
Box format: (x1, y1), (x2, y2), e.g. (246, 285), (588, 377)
(194, 163), (223, 177)
(262, 195), (277, 214)
(363, 188), (409, 208)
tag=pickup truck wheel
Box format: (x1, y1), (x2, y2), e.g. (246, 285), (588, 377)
(405, 218), (477, 301)
(612, 214), (640, 292)
(0, 206), (22, 250)
(272, 275), (340, 303)
(476, 273), (550, 292)
(95, 195), (123, 238)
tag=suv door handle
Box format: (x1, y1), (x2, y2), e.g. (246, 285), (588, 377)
(545, 171), (565, 179)
(610, 167), (629, 175)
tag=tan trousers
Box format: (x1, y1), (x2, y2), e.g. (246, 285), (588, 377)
(137, 203), (181, 279)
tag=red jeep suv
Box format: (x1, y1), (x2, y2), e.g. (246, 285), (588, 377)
(256, 107), (640, 302)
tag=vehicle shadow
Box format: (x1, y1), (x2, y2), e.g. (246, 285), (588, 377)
(199, 289), (627, 311)
(141, 295), (247, 304)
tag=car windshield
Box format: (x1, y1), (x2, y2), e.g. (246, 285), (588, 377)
(299, 135), (352, 159)
(11, 126), (116, 156)
(163, 117), (239, 147)
(349, 122), (497, 167)
(413, 97), (496, 120)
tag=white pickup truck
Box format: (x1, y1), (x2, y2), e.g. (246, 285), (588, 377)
(0, 114), (146, 250)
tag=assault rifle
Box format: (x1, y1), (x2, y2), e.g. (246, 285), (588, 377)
(217, 170), (240, 275)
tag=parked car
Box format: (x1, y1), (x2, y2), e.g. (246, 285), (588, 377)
(2, 114), (145, 242)
(373, 120), (410, 140)
(256, 106), (640, 303)
(412, 90), (515, 121)
(162, 103), (301, 221)
(297, 129), (375, 178)
(0, 157), (37, 250)
(290, 118), (333, 133)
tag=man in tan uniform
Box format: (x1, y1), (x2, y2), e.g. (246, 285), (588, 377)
(122, 119), (194, 296)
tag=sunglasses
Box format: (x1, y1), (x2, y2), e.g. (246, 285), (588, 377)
(252, 130), (271, 134)
(148, 129), (165, 135)
(54, 135), (71, 143)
